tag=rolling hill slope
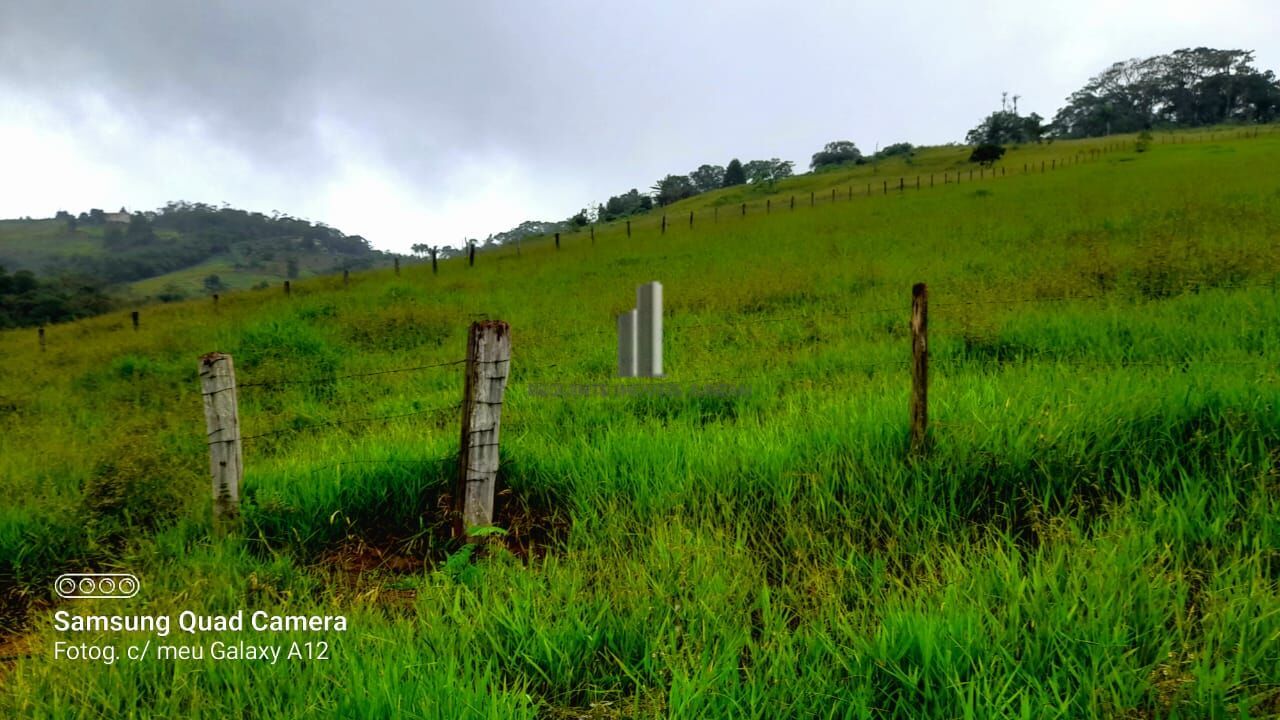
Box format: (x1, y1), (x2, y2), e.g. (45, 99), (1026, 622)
(0, 203), (403, 325)
(1, 127), (1278, 718)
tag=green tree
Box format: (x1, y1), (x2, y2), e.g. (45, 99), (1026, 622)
(810, 141), (862, 170)
(203, 274), (226, 292)
(723, 159), (746, 187)
(601, 189), (653, 221)
(1051, 48), (1280, 137)
(650, 175), (697, 207)
(969, 143), (1006, 165)
(967, 108), (1044, 145)
(126, 213), (156, 245)
(103, 225), (126, 250)
(689, 164), (725, 193)
(743, 159), (794, 188)
(875, 142), (916, 160)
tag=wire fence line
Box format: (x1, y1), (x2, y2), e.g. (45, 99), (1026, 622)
(514, 355), (1277, 393)
(510, 127), (1275, 249)
(306, 455), (457, 477)
(53, 277), (1280, 439)
(236, 402), (461, 444)
(186, 272), (1276, 528)
(514, 278), (1278, 347)
(228, 350), (1275, 446)
(236, 358), (468, 391)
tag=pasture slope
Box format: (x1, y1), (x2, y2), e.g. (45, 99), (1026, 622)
(1, 128), (1278, 718)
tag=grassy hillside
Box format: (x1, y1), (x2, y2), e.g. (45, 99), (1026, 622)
(0, 205), (400, 322)
(1, 127), (1278, 718)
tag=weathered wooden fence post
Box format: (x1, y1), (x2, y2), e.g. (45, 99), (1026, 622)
(395, 257), (400, 276)
(591, 224), (595, 244)
(200, 352), (242, 524)
(767, 198), (771, 214)
(910, 283), (929, 454)
(431, 248), (438, 275)
(831, 188), (836, 202)
(810, 191), (815, 206)
(555, 232), (560, 249)
(627, 219), (632, 237)
(661, 215), (667, 234)
(284, 280), (291, 295)
(688, 210), (693, 228)
(343, 269), (349, 286)
(131, 310), (139, 330)
(883, 180), (887, 194)
(38, 326), (45, 352)
(455, 320), (511, 539)
(741, 202), (746, 216)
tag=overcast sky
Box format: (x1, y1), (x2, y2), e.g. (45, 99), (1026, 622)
(1, 1), (1276, 253)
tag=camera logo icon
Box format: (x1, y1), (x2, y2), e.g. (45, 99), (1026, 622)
(54, 573), (140, 599)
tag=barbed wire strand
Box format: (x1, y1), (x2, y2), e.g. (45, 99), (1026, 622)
(514, 355), (1275, 392)
(517, 280), (1277, 345)
(236, 402), (461, 444)
(236, 358), (468, 391)
(307, 455), (456, 476)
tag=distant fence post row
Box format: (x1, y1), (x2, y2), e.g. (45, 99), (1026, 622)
(29, 128), (1272, 345)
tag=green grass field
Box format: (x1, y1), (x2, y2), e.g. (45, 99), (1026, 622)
(126, 254), (336, 298)
(1, 128), (1278, 718)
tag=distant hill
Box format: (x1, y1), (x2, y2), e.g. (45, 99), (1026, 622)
(0, 201), (403, 327)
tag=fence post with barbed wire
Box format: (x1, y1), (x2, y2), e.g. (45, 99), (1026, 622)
(200, 352), (243, 525)
(455, 320), (511, 539)
(910, 283), (929, 455)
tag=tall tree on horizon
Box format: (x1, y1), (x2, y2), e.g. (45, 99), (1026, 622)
(723, 158), (746, 187)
